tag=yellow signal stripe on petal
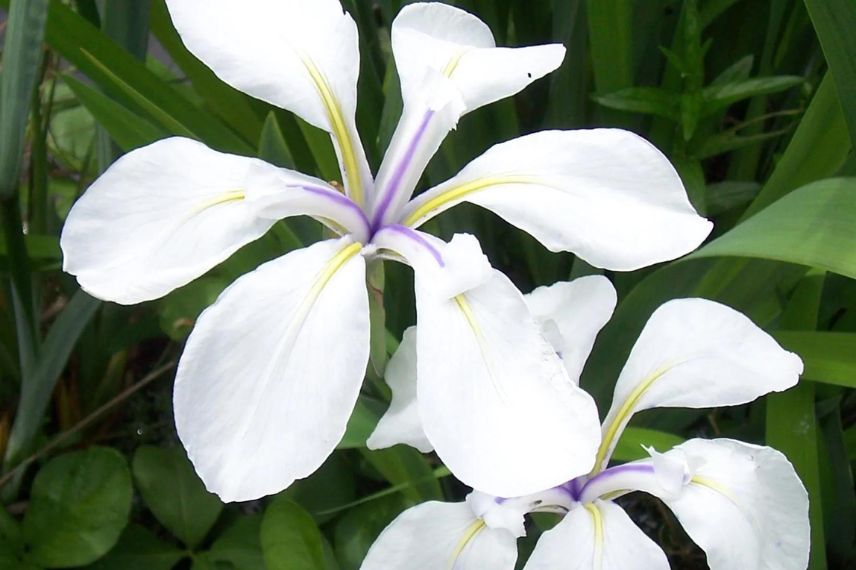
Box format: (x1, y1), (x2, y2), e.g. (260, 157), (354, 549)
(191, 190), (246, 216)
(442, 50), (468, 78)
(449, 519), (486, 569)
(302, 56), (364, 207)
(591, 366), (673, 476)
(454, 294), (509, 402)
(585, 503), (605, 570)
(403, 176), (533, 228)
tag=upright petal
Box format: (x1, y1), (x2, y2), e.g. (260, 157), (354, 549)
(525, 276), (617, 382)
(173, 237), (369, 502)
(366, 326), (433, 453)
(369, 2), (564, 226)
(61, 137), (366, 304)
(595, 298), (803, 471)
(360, 501), (517, 570)
(165, 0), (372, 204)
(402, 129), (713, 270)
(651, 439), (810, 570)
(525, 500), (670, 570)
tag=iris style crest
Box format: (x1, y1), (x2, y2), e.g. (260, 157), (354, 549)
(363, 278), (809, 570)
(60, 1), (712, 502)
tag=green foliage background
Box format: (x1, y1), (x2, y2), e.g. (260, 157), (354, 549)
(0, 0), (854, 568)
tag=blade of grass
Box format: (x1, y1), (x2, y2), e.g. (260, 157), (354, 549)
(804, 0), (856, 143)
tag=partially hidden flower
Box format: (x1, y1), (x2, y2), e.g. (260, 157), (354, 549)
(59, 1), (711, 501)
(363, 278), (809, 569)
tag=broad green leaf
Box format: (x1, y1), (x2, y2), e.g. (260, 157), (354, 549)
(22, 447), (132, 568)
(611, 427), (684, 462)
(701, 75), (804, 116)
(332, 495), (405, 570)
(744, 73), (850, 218)
(805, 0), (856, 143)
(695, 178), (856, 279)
(89, 524), (186, 570)
(337, 397), (383, 450)
(775, 331), (856, 388)
(64, 75), (166, 152)
(203, 515), (265, 570)
(360, 446), (442, 503)
(818, 407), (856, 565)
(287, 453), (356, 526)
(132, 446), (223, 548)
(5, 290), (101, 465)
(261, 497), (326, 570)
(592, 87), (679, 120)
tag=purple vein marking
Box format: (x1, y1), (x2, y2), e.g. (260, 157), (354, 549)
(382, 224), (445, 267)
(579, 463), (655, 500)
(301, 185), (370, 236)
(371, 109), (435, 229)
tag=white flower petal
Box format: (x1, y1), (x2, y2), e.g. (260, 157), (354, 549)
(525, 500), (669, 570)
(369, 2), (564, 226)
(366, 326), (433, 453)
(165, 0), (372, 204)
(525, 276), (617, 382)
(61, 138), (364, 304)
(360, 501), (517, 570)
(402, 129), (713, 270)
(596, 298), (803, 470)
(173, 237), (369, 502)
(653, 439), (810, 570)
(415, 266), (601, 497)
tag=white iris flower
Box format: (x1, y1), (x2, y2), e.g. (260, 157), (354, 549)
(364, 277), (809, 570)
(60, 1), (712, 502)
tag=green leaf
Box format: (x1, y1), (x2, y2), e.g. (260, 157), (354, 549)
(332, 495), (405, 570)
(774, 331), (856, 388)
(64, 74), (165, 152)
(22, 447), (132, 568)
(586, 0), (633, 93)
(805, 0), (856, 143)
(701, 75), (804, 116)
(695, 178), (856, 279)
(592, 87), (679, 120)
(40, 0), (252, 154)
(0, 0), (48, 199)
(744, 73), (851, 218)
(611, 427), (684, 461)
(132, 446), (223, 548)
(338, 397), (383, 450)
(203, 515), (265, 570)
(261, 497), (326, 570)
(257, 112), (296, 170)
(5, 290), (101, 465)
(360, 446), (442, 503)
(89, 524), (186, 570)
(158, 278), (228, 341)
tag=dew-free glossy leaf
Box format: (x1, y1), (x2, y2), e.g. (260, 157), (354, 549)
(89, 524), (186, 570)
(261, 497), (326, 570)
(23, 447), (132, 568)
(132, 446), (223, 547)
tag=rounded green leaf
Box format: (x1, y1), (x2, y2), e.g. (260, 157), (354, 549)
(89, 524), (186, 570)
(261, 497), (325, 570)
(22, 446), (132, 568)
(132, 445), (223, 548)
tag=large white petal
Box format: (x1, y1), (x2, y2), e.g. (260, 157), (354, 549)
(61, 138), (366, 304)
(402, 129), (713, 270)
(366, 326), (433, 453)
(652, 439), (810, 570)
(173, 237), (369, 502)
(369, 2), (564, 226)
(417, 268), (600, 497)
(525, 276), (617, 383)
(165, 0), (372, 204)
(525, 500), (669, 570)
(360, 501), (517, 570)
(596, 298), (803, 470)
